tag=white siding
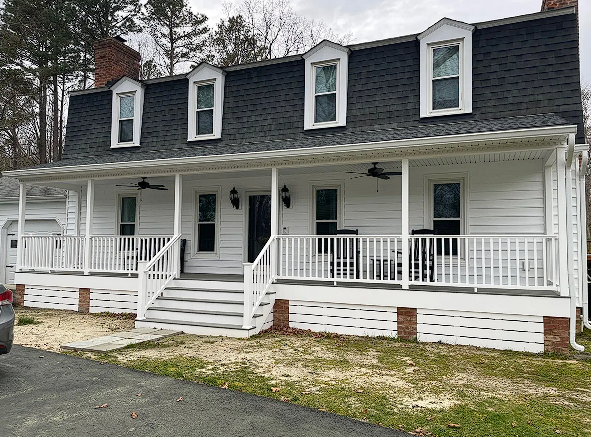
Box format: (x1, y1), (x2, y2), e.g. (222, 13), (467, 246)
(24, 285), (79, 311)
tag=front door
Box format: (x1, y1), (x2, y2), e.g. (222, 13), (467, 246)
(248, 195), (271, 263)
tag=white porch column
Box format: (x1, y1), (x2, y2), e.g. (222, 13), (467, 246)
(401, 159), (410, 289)
(16, 182), (26, 272)
(556, 147), (569, 297)
(83, 179), (95, 275)
(174, 174), (183, 277)
(270, 167), (279, 278)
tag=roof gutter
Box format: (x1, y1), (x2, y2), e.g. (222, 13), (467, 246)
(2, 125), (577, 182)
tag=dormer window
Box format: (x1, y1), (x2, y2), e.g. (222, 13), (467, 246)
(303, 41), (349, 130)
(110, 77), (144, 148)
(430, 42), (461, 111)
(418, 18), (474, 118)
(314, 63), (338, 124)
(118, 93), (135, 143)
(196, 83), (215, 136)
(187, 63), (225, 141)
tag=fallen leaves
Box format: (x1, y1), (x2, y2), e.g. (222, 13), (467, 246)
(555, 430), (563, 434)
(130, 411), (138, 419)
(448, 423), (461, 428)
(176, 397), (183, 402)
(271, 387), (281, 393)
(281, 396), (290, 402)
(221, 382), (229, 389)
(94, 403), (108, 409)
(136, 393), (141, 397)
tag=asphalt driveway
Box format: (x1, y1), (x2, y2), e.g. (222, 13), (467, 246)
(0, 345), (409, 437)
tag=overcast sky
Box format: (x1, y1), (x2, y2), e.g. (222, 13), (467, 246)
(189, 0), (590, 84)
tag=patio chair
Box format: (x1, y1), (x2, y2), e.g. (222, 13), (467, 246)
(397, 229), (436, 282)
(330, 229), (360, 280)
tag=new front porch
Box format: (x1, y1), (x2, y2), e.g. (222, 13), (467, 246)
(12, 140), (583, 351)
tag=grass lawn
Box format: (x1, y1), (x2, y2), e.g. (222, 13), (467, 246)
(56, 321), (591, 437)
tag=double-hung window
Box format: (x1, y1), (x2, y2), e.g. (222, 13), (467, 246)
(314, 63), (338, 124)
(430, 43), (461, 112)
(118, 93), (135, 144)
(418, 18), (474, 118)
(119, 196), (137, 236)
(197, 193), (216, 252)
(195, 83), (214, 136)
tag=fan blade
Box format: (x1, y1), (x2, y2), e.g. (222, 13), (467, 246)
(349, 175), (366, 179)
(381, 172), (402, 176)
(378, 174), (390, 180)
(149, 184), (166, 188)
(151, 186), (168, 190)
(115, 184), (137, 187)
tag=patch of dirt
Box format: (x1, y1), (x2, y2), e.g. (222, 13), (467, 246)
(13, 307), (135, 352)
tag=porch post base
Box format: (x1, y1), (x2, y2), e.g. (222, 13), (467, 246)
(273, 299), (290, 330)
(14, 284), (25, 306)
(78, 288), (90, 313)
(543, 316), (569, 354)
(397, 307), (417, 340)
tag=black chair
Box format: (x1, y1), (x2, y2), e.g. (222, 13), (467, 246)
(330, 229), (360, 280)
(398, 229), (437, 282)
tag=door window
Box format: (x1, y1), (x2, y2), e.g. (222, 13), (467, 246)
(119, 196), (137, 235)
(248, 195), (271, 262)
(432, 182), (461, 255)
(197, 193), (217, 252)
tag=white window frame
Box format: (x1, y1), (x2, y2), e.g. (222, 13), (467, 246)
(418, 18), (474, 118)
(194, 81), (215, 137)
(110, 77), (144, 148)
(117, 193), (139, 236)
(187, 63), (225, 141)
(303, 41), (349, 130)
(312, 185), (342, 235)
(312, 61), (340, 127)
(192, 188), (221, 258)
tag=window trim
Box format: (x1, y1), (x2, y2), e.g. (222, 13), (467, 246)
(194, 80), (216, 138)
(192, 187), (221, 259)
(312, 60), (340, 127)
(110, 77), (144, 149)
(117, 193), (139, 236)
(187, 63), (225, 141)
(303, 41), (349, 130)
(311, 184), (342, 235)
(418, 18), (474, 118)
(427, 40), (463, 116)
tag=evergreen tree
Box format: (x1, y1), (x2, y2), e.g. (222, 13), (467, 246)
(210, 15), (266, 67)
(144, 0), (209, 76)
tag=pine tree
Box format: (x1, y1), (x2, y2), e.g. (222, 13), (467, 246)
(210, 15), (266, 67)
(144, 0), (209, 76)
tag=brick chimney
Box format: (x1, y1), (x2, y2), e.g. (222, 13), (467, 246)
(93, 36), (141, 88)
(541, 0), (578, 13)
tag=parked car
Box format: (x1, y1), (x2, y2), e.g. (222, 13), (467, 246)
(0, 285), (14, 354)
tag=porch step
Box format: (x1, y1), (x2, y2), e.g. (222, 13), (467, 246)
(136, 318), (253, 338)
(169, 279), (243, 291)
(155, 296), (270, 312)
(162, 287), (275, 301)
(145, 306), (263, 325)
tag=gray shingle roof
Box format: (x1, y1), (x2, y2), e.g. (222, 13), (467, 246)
(54, 9), (583, 170)
(0, 177), (66, 199)
(34, 113), (570, 168)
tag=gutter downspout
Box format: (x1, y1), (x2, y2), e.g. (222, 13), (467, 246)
(580, 151), (591, 330)
(565, 136), (585, 351)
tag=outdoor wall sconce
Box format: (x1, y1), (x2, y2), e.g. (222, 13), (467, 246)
(281, 184), (291, 208)
(229, 186), (240, 209)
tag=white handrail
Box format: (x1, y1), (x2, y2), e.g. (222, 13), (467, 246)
(243, 236), (276, 329)
(137, 234), (182, 320)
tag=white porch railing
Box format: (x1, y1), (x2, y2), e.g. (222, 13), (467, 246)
(408, 235), (559, 290)
(137, 234), (181, 320)
(243, 237), (275, 329)
(89, 235), (171, 274)
(20, 235), (85, 272)
(277, 235), (404, 283)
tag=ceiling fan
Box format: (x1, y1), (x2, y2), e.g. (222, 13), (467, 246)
(116, 177), (168, 190)
(348, 162), (402, 179)
(348, 163), (402, 192)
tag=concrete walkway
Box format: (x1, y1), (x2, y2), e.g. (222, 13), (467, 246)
(61, 328), (179, 352)
(0, 345), (408, 437)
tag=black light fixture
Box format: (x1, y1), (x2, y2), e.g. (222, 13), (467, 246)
(229, 186), (240, 209)
(281, 184), (291, 208)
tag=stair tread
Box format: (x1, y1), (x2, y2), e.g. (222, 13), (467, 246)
(147, 306), (263, 318)
(166, 287), (244, 293)
(141, 318), (251, 331)
(158, 296), (270, 306)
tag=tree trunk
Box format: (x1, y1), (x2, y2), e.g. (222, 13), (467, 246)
(38, 78), (48, 164)
(52, 74), (59, 162)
